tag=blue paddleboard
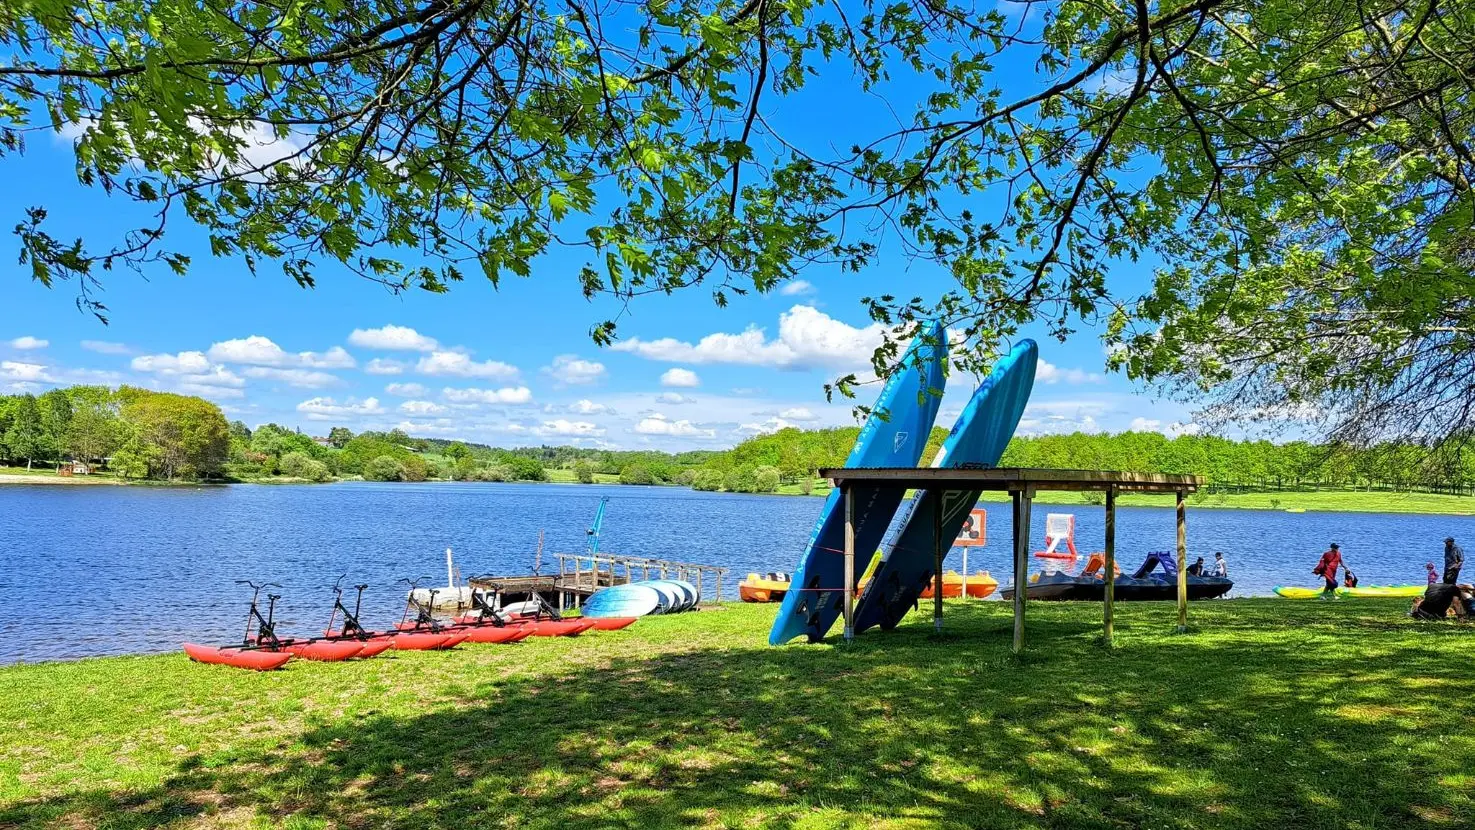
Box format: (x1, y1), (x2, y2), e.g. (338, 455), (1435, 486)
(768, 321), (949, 645)
(853, 339), (1037, 632)
(582, 584), (663, 618)
(647, 579), (698, 611)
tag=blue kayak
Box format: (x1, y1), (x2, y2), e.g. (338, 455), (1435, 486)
(853, 339), (1037, 633)
(768, 321), (949, 645)
(582, 584), (663, 618)
(646, 579), (698, 612)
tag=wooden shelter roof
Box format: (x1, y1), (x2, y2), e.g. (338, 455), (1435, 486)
(818, 467), (1199, 493)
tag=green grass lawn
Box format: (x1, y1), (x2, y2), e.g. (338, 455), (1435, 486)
(3, 599), (1472, 828)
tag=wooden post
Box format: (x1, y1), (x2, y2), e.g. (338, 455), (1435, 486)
(1176, 488), (1188, 633)
(695, 569), (704, 605)
(843, 483), (856, 643)
(1104, 485), (1117, 646)
(716, 569), (724, 604)
(933, 495), (945, 633)
(1012, 489), (1032, 654)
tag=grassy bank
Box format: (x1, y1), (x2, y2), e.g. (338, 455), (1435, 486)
(3, 599), (1471, 828)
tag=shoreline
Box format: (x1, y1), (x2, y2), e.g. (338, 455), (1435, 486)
(4, 472), (1473, 515)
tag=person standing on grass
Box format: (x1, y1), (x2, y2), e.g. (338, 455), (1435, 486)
(1427, 562), (1440, 586)
(1212, 552), (1228, 578)
(1443, 537), (1464, 584)
(1313, 543), (1344, 598)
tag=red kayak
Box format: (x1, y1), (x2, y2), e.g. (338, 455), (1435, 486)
(390, 631), (463, 650)
(461, 625), (532, 644)
(183, 643), (292, 671)
(528, 619), (597, 637)
(584, 617), (637, 631)
(281, 640), (365, 662)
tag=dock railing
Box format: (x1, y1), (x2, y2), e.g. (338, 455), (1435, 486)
(556, 553), (728, 607)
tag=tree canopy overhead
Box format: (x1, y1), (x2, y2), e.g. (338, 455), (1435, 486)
(5, 1), (1473, 448)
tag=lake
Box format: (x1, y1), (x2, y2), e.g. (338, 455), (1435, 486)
(2, 482), (1470, 663)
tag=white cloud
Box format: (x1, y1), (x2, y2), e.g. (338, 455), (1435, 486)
(660, 367), (701, 388)
(240, 366), (342, 388)
(0, 361), (52, 382)
(81, 340), (132, 355)
(737, 417), (799, 436)
(207, 336), (355, 369)
(130, 351), (246, 396)
(399, 400), (447, 415)
(8, 336), (48, 350)
(416, 350), (519, 381)
(612, 305), (885, 370)
(633, 413), (717, 438)
(544, 354), (606, 385)
(441, 386), (534, 405)
(348, 324), (439, 352)
(1129, 417), (1201, 438)
(778, 280), (815, 296)
(365, 358), (407, 375)
(656, 392), (695, 405)
(296, 396), (385, 421)
(385, 382), (428, 397)
(536, 419), (606, 438)
(570, 399), (611, 415)
(174, 367), (246, 389)
(1036, 359), (1103, 385)
(132, 351), (213, 375)
(779, 407), (819, 421)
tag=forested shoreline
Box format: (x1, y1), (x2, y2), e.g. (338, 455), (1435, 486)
(4, 386), (1469, 495)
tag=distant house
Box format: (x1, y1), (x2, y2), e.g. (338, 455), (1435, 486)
(312, 436), (335, 448)
(58, 460), (92, 476)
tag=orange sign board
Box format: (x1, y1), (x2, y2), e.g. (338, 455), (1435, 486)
(956, 508), (987, 546)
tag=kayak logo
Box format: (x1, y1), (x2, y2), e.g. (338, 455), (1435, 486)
(894, 432), (909, 452)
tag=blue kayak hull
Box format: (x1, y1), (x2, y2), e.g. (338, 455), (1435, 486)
(854, 340), (1037, 633)
(582, 584), (663, 618)
(768, 322), (949, 645)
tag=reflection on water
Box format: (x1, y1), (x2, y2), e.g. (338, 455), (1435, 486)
(1, 481), (1470, 662)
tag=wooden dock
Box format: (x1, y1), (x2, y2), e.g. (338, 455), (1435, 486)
(469, 552), (729, 609)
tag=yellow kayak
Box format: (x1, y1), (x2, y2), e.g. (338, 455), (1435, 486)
(1274, 584), (1425, 599)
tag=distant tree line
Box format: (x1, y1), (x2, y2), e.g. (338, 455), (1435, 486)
(0, 386), (229, 480)
(691, 427), (1475, 495)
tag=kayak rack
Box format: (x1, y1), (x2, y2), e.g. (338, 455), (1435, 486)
(820, 467), (1200, 651)
(469, 553), (728, 611)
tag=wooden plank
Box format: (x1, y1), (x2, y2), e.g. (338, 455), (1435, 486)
(1176, 489), (1188, 633)
(933, 496), (944, 633)
(818, 467), (1199, 493)
(1011, 490), (1029, 654)
(1104, 485), (1116, 646)
(843, 483), (856, 643)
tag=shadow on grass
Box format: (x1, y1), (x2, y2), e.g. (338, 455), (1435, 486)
(5, 601), (1472, 829)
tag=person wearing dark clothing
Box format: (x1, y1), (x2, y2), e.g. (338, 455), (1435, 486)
(1443, 537), (1464, 584)
(1313, 544), (1344, 596)
(1187, 557), (1205, 577)
(1411, 583), (1474, 620)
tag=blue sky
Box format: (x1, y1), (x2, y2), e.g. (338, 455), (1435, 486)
(0, 8), (1202, 451)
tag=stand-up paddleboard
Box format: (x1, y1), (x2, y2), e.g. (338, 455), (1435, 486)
(769, 321), (949, 645)
(853, 340), (1037, 633)
(647, 579), (698, 611)
(583, 584), (663, 618)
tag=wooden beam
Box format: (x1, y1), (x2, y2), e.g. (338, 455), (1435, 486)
(1176, 488), (1188, 633)
(1104, 485), (1116, 646)
(819, 466), (1199, 494)
(843, 483), (856, 643)
(1012, 489), (1033, 654)
(933, 495), (945, 633)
